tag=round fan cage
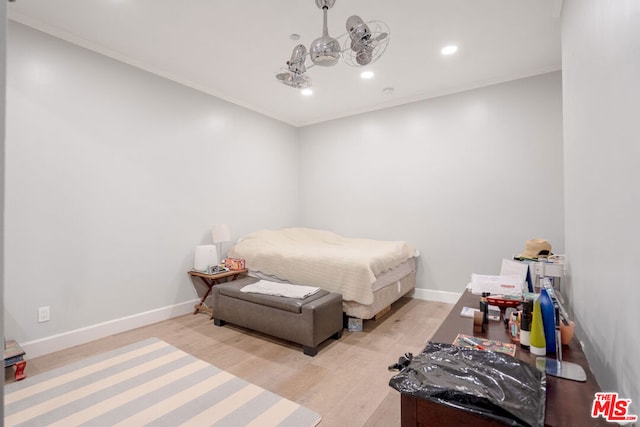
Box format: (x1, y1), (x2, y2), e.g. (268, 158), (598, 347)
(341, 21), (390, 67)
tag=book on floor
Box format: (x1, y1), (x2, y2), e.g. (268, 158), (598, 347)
(4, 340), (25, 367)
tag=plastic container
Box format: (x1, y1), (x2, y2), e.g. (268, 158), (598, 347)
(560, 320), (575, 345)
(530, 297), (546, 356)
(539, 288), (556, 353)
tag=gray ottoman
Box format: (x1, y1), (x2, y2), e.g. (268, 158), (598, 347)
(212, 277), (343, 356)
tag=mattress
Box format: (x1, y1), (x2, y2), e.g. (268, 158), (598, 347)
(228, 227), (417, 306)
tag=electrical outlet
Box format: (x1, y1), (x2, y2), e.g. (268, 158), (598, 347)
(38, 306), (50, 323)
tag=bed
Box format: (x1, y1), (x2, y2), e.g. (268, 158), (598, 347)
(227, 227), (418, 319)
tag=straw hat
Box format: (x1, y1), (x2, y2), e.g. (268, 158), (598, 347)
(519, 239), (552, 259)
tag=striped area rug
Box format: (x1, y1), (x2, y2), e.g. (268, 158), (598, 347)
(4, 338), (321, 426)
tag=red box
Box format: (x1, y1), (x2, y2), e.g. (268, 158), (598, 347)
(224, 258), (246, 270)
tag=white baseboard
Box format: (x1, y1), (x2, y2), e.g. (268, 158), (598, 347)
(21, 299), (198, 359)
(21, 290), (459, 358)
(412, 288), (461, 304)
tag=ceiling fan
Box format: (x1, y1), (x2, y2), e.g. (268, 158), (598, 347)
(276, 0), (390, 89)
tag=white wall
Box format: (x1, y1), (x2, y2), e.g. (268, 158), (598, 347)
(4, 22), (299, 353)
(5, 23), (566, 357)
(562, 0), (640, 412)
(298, 72), (564, 297)
(2, 1), (7, 419)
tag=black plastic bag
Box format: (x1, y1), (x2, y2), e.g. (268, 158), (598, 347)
(389, 342), (546, 427)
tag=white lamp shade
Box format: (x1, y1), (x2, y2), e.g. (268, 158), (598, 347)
(211, 224), (231, 244)
(194, 245), (218, 271)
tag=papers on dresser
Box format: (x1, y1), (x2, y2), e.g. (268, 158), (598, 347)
(499, 258), (532, 292)
(500, 259), (529, 284)
(467, 274), (524, 296)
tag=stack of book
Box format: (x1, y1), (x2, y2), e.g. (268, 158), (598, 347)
(4, 339), (25, 368)
(4, 339), (27, 381)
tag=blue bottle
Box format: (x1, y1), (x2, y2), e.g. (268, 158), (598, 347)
(539, 288), (556, 353)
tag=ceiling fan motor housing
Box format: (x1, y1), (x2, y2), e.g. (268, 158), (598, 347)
(310, 0), (341, 66)
(315, 0), (335, 9)
(310, 36), (341, 66)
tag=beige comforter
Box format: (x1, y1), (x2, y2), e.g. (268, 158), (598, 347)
(228, 228), (416, 305)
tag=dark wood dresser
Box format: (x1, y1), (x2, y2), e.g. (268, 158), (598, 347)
(399, 290), (606, 426)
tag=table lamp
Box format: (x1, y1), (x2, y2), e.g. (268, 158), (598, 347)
(211, 224), (231, 264)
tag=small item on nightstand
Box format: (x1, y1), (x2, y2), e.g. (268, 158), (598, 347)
(224, 258), (246, 271)
(207, 265), (229, 274)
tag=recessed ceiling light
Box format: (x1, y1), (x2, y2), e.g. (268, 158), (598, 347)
(289, 33), (301, 41)
(301, 88), (313, 96)
(360, 71), (375, 79)
(382, 87), (394, 94)
(441, 45), (458, 56)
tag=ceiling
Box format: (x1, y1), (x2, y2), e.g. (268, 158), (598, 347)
(7, 0), (562, 127)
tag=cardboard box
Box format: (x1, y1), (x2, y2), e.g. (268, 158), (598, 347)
(224, 258), (246, 270)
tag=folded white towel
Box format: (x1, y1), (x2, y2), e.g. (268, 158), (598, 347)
(241, 280), (321, 299)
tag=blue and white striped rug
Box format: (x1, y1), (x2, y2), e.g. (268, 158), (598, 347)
(4, 338), (321, 426)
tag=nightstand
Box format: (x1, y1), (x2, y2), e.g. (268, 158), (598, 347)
(188, 269), (247, 318)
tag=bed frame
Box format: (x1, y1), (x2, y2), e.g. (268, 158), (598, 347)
(342, 257), (416, 319)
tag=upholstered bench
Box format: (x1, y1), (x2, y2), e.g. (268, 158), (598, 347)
(212, 277), (343, 356)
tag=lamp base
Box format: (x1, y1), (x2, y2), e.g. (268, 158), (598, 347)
(536, 358), (587, 382)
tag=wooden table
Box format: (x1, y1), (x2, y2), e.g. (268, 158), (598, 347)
(188, 269), (247, 318)
(400, 290), (606, 426)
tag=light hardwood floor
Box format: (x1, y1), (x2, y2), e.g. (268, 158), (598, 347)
(5, 297), (453, 426)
